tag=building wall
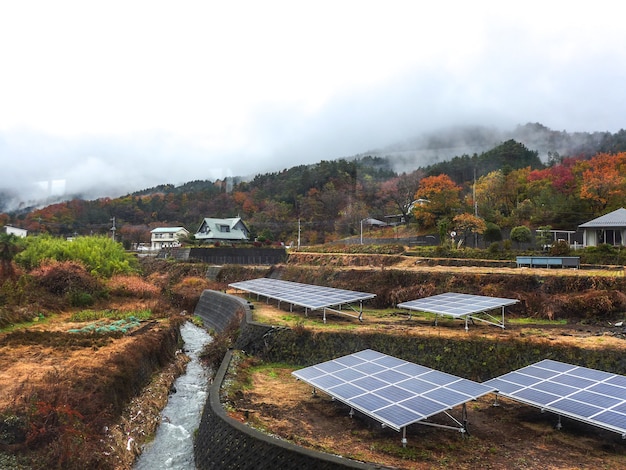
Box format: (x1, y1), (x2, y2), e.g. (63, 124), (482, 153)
(5, 226), (27, 237)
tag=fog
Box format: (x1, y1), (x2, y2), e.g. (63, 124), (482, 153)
(1, 1), (625, 210)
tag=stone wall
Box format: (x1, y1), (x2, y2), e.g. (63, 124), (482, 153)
(193, 290), (375, 469)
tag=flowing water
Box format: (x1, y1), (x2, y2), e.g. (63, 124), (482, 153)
(134, 321), (212, 470)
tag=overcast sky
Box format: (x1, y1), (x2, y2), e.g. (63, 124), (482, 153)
(1, 1), (625, 205)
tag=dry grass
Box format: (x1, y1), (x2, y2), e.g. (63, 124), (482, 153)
(223, 298), (626, 469)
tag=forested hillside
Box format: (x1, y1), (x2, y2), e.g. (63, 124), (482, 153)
(2, 124), (626, 248)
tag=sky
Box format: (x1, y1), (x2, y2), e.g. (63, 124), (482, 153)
(1, 1), (625, 207)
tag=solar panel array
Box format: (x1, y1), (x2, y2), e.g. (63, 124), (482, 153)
(292, 349), (496, 431)
(229, 278), (376, 310)
(397, 292), (518, 318)
(485, 359), (626, 436)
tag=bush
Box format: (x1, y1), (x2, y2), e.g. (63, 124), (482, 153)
(68, 291), (94, 307)
(580, 244), (626, 265)
(510, 225), (532, 247)
(488, 242), (501, 253)
(15, 235), (136, 278)
(106, 275), (160, 298)
(549, 239), (571, 256)
(169, 276), (214, 311)
(484, 223), (502, 243)
(30, 260), (101, 296)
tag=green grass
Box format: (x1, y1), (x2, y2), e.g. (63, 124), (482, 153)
(0, 312), (48, 333)
(70, 308), (152, 322)
(508, 317), (567, 325)
(248, 362), (294, 377)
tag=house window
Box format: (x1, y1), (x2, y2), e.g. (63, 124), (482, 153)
(219, 225), (230, 232)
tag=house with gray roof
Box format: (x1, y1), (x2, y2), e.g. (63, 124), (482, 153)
(578, 207), (626, 247)
(194, 217), (250, 243)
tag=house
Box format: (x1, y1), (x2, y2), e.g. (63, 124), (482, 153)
(3, 225), (27, 238)
(194, 217), (250, 243)
(578, 207), (626, 247)
(150, 226), (190, 250)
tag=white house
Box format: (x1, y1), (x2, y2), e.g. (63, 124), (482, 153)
(150, 226), (190, 250)
(578, 207), (626, 247)
(4, 225), (27, 238)
(194, 217), (250, 243)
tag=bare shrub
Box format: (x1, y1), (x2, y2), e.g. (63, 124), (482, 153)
(107, 274), (160, 298)
(199, 310), (243, 372)
(389, 283), (437, 306)
(169, 276), (215, 311)
(549, 290), (626, 322)
(30, 260), (101, 296)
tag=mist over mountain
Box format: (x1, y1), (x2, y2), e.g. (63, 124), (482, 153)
(1, 122), (624, 214)
(364, 123), (619, 173)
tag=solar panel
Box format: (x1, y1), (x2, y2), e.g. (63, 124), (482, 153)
(485, 359), (626, 437)
(292, 349), (496, 433)
(397, 292), (519, 330)
(229, 278), (376, 322)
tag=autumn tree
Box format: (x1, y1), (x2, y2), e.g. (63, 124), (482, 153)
(376, 170), (423, 224)
(579, 152), (626, 213)
(453, 213), (487, 248)
(476, 169), (526, 224)
(412, 174), (462, 229)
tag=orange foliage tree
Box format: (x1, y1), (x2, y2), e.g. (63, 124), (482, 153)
(579, 152), (626, 212)
(412, 174), (462, 229)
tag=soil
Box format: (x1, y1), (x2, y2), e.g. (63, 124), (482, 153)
(0, 298), (186, 469)
(224, 300), (626, 470)
(2, 259), (626, 469)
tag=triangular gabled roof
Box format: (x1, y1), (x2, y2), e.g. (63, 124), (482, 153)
(579, 208), (626, 228)
(199, 217), (248, 230)
(194, 217), (249, 241)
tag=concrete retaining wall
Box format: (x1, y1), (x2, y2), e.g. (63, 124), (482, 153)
(192, 289), (376, 470)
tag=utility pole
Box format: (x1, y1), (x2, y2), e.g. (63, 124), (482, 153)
(361, 218), (366, 245)
(297, 218), (301, 249)
(473, 168), (478, 248)
(110, 217), (116, 241)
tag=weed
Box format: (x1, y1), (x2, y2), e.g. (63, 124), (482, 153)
(372, 441), (431, 461)
(509, 317), (567, 326)
(70, 309), (152, 322)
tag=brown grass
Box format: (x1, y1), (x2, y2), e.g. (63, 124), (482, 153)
(222, 299), (626, 470)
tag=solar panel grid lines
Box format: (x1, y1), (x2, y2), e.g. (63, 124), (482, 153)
(292, 349), (496, 432)
(485, 359), (626, 437)
(397, 292), (519, 318)
(229, 278), (376, 311)
(396, 292), (519, 330)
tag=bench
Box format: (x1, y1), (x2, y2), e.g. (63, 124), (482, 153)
(516, 256), (580, 269)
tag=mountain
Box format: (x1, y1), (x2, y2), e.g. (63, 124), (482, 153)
(363, 123), (624, 173)
(2, 123), (626, 215)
